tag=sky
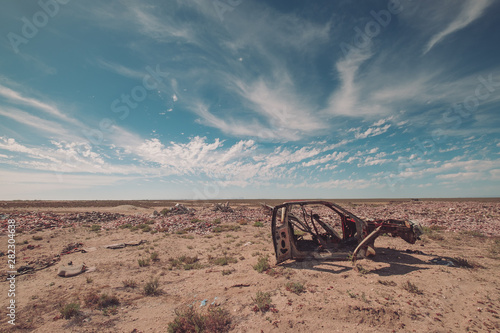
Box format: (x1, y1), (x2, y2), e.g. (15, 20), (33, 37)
(0, 0), (499, 200)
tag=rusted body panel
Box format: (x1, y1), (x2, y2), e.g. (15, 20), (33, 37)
(269, 201), (422, 264)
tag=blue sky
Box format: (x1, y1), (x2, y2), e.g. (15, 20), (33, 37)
(0, 0), (499, 200)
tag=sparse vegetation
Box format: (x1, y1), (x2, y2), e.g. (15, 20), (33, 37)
(488, 238), (500, 258)
(167, 306), (231, 333)
(96, 294), (120, 309)
(90, 224), (101, 232)
(138, 258), (150, 267)
(209, 254), (238, 266)
(355, 264), (370, 275)
(169, 255), (203, 270)
(60, 302), (80, 319)
(138, 223), (152, 232)
(180, 234), (195, 239)
(123, 279), (137, 288)
(421, 226), (445, 241)
(222, 269), (233, 276)
(402, 280), (423, 294)
(253, 255), (270, 273)
(285, 282), (305, 295)
(184, 262), (203, 270)
(252, 291), (274, 313)
(144, 277), (161, 296)
(213, 225), (241, 233)
(150, 251), (160, 261)
(460, 230), (485, 237)
(451, 257), (483, 269)
(253, 221), (264, 227)
(378, 279), (397, 287)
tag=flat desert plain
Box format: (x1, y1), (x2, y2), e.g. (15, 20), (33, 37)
(1, 199), (499, 332)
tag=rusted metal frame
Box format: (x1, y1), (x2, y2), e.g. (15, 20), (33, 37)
(300, 205), (313, 232)
(352, 225), (382, 263)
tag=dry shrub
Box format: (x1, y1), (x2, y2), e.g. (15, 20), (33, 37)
(144, 277), (161, 296)
(167, 306), (231, 333)
(285, 282), (305, 295)
(401, 280), (423, 295)
(60, 302), (80, 319)
(252, 291), (275, 313)
(253, 256), (270, 273)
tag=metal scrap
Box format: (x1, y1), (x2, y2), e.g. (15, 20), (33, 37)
(270, 201), (423, 264)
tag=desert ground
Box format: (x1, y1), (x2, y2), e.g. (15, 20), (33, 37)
(1, 199), (499, 332)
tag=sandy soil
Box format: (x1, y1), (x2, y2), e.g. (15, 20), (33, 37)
(1, 200), (499, 332)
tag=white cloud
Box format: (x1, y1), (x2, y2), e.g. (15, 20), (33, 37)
(0, 84), (80, 126)
(229, 74), (327, 140)
(436, 172), (481, 180)
(423, 0), (493, 54)
(325, 49), (373, 117)
(302, 151), (348, 167)
(95, 58), (145, 79)
(192, 102), (291, 140)
(359, 156), (389, 167)
(307, 178), (374, 190)
(355, 124), (391, 139)
(0, 107), (83, 142)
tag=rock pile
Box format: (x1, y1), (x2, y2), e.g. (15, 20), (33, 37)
(212, 202), (233, 212)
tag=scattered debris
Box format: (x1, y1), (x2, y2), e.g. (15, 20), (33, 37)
(212, 202), (233, 212)
(61, 242), (85, 255)
(2, 201), (498, 238)
(164, 203), (195, 215)
(429, 258), (456, 266)
(14, 255), (61, 276)
(104, 240), (147, 249)
(57, 263), (88, 277)
(405, 249), (425, 255)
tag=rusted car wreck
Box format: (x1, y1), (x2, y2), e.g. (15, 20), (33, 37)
(269, 201), (423, 264)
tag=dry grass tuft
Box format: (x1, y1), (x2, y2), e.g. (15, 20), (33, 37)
(401, 280), (423, 295)
(167, 305), (231, 333)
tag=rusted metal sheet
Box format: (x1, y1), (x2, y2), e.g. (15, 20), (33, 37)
(268, 201), (423, 264)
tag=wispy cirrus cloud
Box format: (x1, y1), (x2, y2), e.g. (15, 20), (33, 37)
(0, 84), (80, 126)
(95, 58), (145, 79)
(423, 0), (493, 54)
(0, 107), (82, 142)
(325, 48), (373, 117)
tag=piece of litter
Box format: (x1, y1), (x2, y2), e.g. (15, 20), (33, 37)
(429, 258), (456, 267)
